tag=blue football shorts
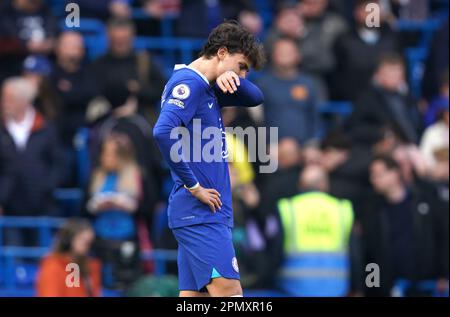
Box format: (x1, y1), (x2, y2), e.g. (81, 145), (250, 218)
(172, 223), (240, 292)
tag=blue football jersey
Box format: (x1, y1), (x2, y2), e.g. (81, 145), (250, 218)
(155, 64), (233, 229)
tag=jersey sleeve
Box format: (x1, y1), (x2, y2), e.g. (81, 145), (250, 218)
(213, 77), (264, 108)
(153, 78), (202, 188)
(160, 79), (202, 126)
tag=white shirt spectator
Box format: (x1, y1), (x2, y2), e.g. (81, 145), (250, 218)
(420, 121), (449, 168)
(6, 107), (36, 151)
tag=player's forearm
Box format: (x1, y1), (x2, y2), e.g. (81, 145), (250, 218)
(153, 112), (199, 188)
(214, 77), (264, 107)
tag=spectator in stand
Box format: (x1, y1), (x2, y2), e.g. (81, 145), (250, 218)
(85, 132), (142, 289)
(320, 132), (372, 220)
(22, 54), (58, 121)
(296, 0), (348, 80)
(265, 2), (304, 54)
(133, 0), (181, 36)
(0, 77), (66, 245)
(0, 0), (58, 82)
(276, 164), (355, 296)
(257, 137), (304, 288)
(256, 37), (324, 145)
(49, 31), (97, 149)
(259, 138), (303, 219)
(371, 124), (428, 188)
(90, 82), (162, 228)
(176, 0), (263, 38)
(420, 103), (449, 181)
(264, 2), (333, 93)
(91, 18), (166, 115)
(422, 143), (449, 277)
(36, 219), (102, 297)
(87, 133), (142, 242)
(228, 161), (263, 289)
(362, 155), (449, 296)
(227, 135), (290, 288)
(331, 0), (400, 101)
(347, 53), (421, 146)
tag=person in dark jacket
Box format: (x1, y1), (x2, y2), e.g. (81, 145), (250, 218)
(0, 0), (58, 83)
(0, 77), (67, 244)
(320, 132), (372, 221)
(347, 53), (422, 146)
(361, 155), (448, 296)
(49, 31), (98, 149)
(331, 0), (400, 101)
(91, 18), (166, 116)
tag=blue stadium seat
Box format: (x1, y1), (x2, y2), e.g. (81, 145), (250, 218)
(0, 246), (52, 289)
(53, 188), (84, 218)
(13, 263), (39, 287)
(395, 18), (445, 98)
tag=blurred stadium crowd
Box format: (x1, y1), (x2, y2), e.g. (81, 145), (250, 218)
(0, 0), (449, 297)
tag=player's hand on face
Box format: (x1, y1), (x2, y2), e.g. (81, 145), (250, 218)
(217, 71), (240, 94)
(188, 185), (222, 213)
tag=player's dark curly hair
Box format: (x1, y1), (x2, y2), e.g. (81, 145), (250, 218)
(199, 21), (266, 70)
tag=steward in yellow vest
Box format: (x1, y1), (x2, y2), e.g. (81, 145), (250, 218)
(277, 165), (354, 296)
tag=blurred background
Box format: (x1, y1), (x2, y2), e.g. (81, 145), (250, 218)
(0, 0), (448, 297)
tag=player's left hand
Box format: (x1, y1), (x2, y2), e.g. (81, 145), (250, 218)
(217, 71), (240, 94)
(188, 185), (222, 213)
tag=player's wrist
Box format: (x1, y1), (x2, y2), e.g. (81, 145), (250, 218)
(184, 182), (200, 191)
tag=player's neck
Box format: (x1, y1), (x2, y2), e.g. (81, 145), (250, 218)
(189, 57), (218, 85)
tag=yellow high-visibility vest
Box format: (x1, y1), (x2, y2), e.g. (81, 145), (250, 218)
(277, 192), (354, 254)
(225, 133), (254, 185)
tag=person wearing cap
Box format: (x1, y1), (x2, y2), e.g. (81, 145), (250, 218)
(22, 54), (57, 120)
